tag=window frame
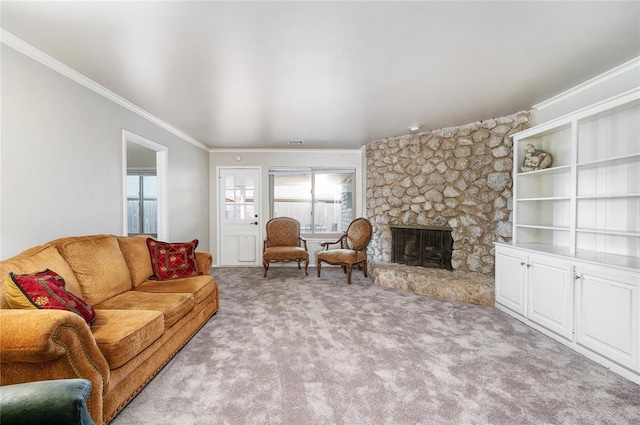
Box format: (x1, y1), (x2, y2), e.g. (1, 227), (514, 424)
(269, 167), (355, 237)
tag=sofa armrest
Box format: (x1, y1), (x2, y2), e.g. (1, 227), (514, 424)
(0, 310), (110, 425)
(0, 378), (95, 425)
(196, 251), (213, 273)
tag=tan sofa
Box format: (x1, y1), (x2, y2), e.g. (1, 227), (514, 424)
(0, 234), (219, 424)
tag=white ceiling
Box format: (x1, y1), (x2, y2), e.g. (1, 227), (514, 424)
(2, 1), (639, 150)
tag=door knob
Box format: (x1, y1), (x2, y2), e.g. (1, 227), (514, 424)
(250, 221), (259, 225)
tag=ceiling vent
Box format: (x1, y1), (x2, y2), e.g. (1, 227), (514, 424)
(288, 140), (304, 145)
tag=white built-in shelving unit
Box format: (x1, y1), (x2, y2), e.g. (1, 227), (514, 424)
(511, 89), (640, 266)
(495, 88), (640, 384)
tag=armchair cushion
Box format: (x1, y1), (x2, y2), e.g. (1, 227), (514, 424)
(0, 378), (95, 425)
(5, 270), (96, 325)
(263, 246), (309, 262)
(316, 249), (366, 266)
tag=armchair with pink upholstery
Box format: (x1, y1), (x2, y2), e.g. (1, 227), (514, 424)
(316, 217), (373, 284)
(262, 217), (309, 277)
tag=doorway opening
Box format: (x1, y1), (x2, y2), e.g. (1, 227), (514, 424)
(122, 130), (168, 241)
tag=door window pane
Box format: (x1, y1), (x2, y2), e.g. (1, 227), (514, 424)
(224, 174), (256, 220)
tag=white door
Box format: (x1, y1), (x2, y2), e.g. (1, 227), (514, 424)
(218, 168), (261, 266)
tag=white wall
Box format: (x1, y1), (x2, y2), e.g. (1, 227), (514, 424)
(0, 45), (210, 258)
(209, 149), (364, 267)
(127, 144), (157, 169)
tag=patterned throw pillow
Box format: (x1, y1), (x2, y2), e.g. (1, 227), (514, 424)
(5, 269), (96, 325)
(146, 238), (202, 281)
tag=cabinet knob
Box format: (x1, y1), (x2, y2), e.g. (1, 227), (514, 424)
(574, 274), (581, 280)
(520, 261), (526, 266)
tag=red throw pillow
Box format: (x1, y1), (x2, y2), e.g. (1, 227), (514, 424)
(146, 238), (202, 281)
(7, 269), (96, 325)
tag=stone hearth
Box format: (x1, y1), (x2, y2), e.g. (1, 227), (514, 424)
(371, 262), (494, 306)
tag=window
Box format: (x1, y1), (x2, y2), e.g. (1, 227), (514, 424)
(127, 171), (157, 236)
(269, 168), (354, 235)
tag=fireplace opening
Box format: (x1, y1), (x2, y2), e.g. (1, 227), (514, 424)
(391, 225), (453, 270)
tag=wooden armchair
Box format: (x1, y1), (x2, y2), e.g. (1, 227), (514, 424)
(317, 217), (373, 284)
(262, 217), (309, 277)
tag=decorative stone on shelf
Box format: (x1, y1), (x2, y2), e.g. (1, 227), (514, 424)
(521, 143), (552, 172)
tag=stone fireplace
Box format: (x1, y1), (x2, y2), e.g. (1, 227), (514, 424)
(366, 111), (530, 306)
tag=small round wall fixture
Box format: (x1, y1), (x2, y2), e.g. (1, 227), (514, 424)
(408, 125), (421, 132)
(235, 155), (242, 162)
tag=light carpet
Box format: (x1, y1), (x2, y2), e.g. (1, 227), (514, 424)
(111, 266), (640, 425)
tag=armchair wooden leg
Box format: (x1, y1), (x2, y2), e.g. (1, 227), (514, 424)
(363, 260), (368, 278)
(297, 260), (301, 270)
(263, 260), (269, 277)
(347, 266), (352, 284)
(304, 259), (309, 276)
(317, 260), (321, 277)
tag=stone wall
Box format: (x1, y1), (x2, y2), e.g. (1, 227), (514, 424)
(366, 111), (529, 275)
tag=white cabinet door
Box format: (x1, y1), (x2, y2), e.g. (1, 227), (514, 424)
(576, 266), (639, 371)
(527, 256), (574, 340)
(495, 246), (528, 316)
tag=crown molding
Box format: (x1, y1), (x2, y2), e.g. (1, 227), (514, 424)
(533, 56), (640, 111)
(209, 148), (363, 154)
(1, 28), (209, 152)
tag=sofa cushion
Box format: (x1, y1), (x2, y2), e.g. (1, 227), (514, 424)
(0, 244), (83, 308)
(91, 309), (164, 369)
(117, 235), (154, 288)
(146, 238), (202, 281)
(60, 236), (132, 305)
(93, 291), (194, 329)
(5, 270), (96, 325)
(135, 275), (216, 305)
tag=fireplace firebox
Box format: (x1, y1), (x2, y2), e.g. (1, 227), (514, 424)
(390, 225), (453, 270)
